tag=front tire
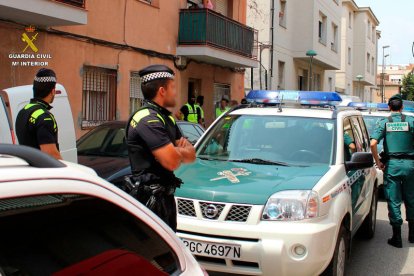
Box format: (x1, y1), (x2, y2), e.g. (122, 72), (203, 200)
(322, 225), (349, 276)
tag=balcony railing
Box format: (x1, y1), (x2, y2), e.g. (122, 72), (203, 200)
(54, 0), (86, 8)
(178, 8), (258, 59)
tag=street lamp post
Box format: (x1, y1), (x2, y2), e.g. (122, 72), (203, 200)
(356, 74), (363, 100)
(381, 45), (390, 103)
(306, 50), (317, 91)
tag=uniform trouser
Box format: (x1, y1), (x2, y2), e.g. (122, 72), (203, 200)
(137, 191), (177, 232)
(384, 159), (414, 226)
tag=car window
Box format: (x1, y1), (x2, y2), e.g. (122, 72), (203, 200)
(0, 194), (179, 275)
(179, 124), (201, 143)
(358, 117), (370, 152)
(343, 118), (356, 162)
(193, 125), (204, 136)
(77, 127), (110, 153)
(105, 127), (128, 156)
(198, 115), (335, 166)
(350, 116), (366, 152)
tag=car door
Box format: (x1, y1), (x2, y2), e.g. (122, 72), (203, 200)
(343, 117), (367, 229)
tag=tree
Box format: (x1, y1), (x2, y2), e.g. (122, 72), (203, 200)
(401, 71), (414, 100)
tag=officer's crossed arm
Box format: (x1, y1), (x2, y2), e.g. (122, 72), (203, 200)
(152, 139), (195, 171)
(40, 144), (62, 160)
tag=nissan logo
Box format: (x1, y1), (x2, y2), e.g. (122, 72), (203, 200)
(204, 204), (219, 219)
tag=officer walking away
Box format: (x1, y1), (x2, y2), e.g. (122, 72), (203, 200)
(195, 95), (205, 127)
(370, 94), (414, 248)
(178, 93), (201, 124)
(15, 68), (62, 160)
(216, 97), (230, 118)
(126, 65), (196, 231)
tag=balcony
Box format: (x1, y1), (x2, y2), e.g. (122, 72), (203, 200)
(0, 0), (87, 27)
(177, 9), (258, 68)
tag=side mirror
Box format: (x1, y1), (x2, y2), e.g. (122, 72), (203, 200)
(345, 152), (374, 171)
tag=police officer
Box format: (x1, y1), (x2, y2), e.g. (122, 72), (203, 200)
(126, 65), (196, 231)
(371, 94), (414, 248)
(15, 68), (62, 160)
(179, 94), (201, 124)
(215, 97), (230, 118)
(195, 95), (205, 127)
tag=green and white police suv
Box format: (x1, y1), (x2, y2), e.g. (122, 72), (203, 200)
(175, 91), (378, 276)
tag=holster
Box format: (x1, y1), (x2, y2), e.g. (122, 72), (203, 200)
(379, 151), (389, 163)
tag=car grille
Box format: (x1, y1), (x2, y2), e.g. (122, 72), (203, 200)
(226, 205), (252, 222)
(176, 198), (252, 222)
(200, 202), (225, 220)
(177, 198), (196, 217)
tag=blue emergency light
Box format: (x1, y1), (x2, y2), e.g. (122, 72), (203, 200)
(246, 90), (342, 106)
(347, 102), (388, 111)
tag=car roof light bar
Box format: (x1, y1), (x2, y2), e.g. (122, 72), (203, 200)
(246, 90), (342, 107)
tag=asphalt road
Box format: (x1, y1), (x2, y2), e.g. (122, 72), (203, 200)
(209, 200), (414, 276)
(348, 200), (414, 276)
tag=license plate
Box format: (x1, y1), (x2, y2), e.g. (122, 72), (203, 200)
(182, 238), (241, 260)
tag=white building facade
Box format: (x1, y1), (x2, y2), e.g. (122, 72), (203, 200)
(336, 0), (379, 101)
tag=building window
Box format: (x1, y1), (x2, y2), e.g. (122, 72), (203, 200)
(371, 57), (375, 75)
(313, 73), (321, 91)
(367, 20), (371, 39)
(328, 77), (333, 91)
(82, 66), (117, 129)
(130, 72), (144, 114)
(278, 61), (285, 89)
(331, 23), (338, 52)
(279, 0), (287, 28)
(348, 47), (352, 65)
(348, 12), (352, 28)
(371, 26), (375, 42)
(367, 53), (370, 73)
(318, 12), (327, 45)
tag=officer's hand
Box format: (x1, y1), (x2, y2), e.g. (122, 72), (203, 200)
(377, 161), (385, 171)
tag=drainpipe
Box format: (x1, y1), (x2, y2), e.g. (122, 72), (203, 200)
(269, 0), (275, 89)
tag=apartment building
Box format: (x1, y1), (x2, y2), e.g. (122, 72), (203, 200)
(336, 0), (379, 101)
(0, 0), (258, 136)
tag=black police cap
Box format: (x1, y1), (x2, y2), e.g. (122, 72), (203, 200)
(139, 64), (174, 84)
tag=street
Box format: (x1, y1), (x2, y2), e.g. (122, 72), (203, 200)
(348, 200), (414, 276)
(209, 200), (414, 276)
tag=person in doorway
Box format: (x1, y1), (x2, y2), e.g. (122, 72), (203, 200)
(215, 97), (230, 118)
(15, 68), (62, 160)
(195, 95), (205, 127)
(178, 94), (201, 124)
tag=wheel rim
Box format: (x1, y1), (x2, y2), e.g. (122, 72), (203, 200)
(336, 238), (346, 276)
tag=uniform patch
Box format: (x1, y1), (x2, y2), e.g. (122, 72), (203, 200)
(210, 168), (251, 183)
(386, 122), (409, 132)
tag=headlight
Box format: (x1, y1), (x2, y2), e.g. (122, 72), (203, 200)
(262, 190), (319, 221)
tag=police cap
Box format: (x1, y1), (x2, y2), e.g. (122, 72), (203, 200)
(388, 94), (403, 105)
(139, 64), (174, 84)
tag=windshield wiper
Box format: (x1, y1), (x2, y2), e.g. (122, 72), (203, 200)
(228, 158), (291, 166)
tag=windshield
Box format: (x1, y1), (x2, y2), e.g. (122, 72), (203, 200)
(77, 125), (128, 157)
(197, 115), (335, 166)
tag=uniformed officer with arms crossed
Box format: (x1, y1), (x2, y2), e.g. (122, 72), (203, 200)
(371, 94), (414, 248)
(15, 68), (62, 160)
(126, 65), (196, 231)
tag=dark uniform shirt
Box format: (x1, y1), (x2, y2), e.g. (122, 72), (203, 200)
(15, 98), (58, 150)
(127, 101), (182, 179)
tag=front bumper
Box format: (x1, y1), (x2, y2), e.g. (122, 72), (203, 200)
(177, 206), (337, 276)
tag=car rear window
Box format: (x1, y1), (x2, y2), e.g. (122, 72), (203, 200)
(0, 194), (179, 275)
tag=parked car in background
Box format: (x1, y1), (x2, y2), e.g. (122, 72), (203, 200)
(77, 120), (204, 187)
(0, 144), (205, 276)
